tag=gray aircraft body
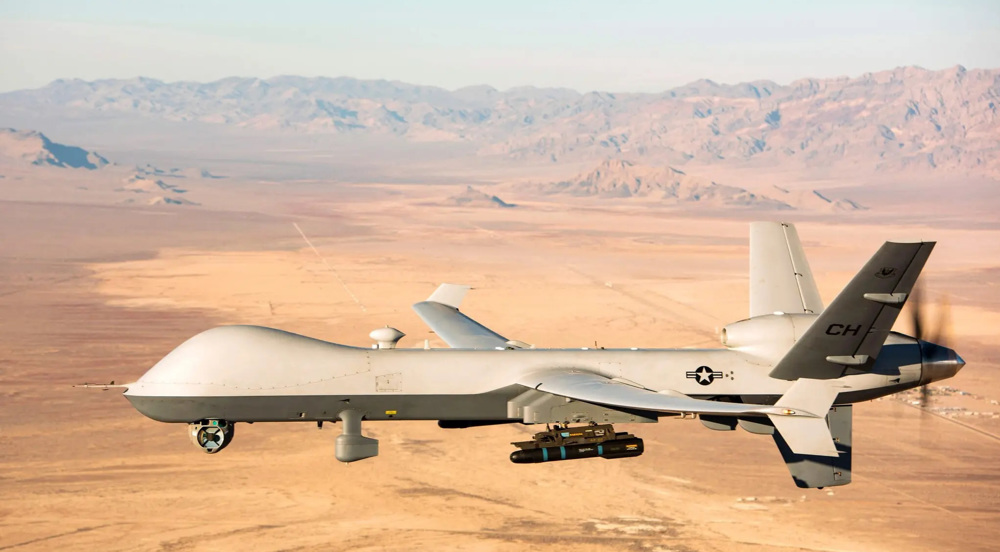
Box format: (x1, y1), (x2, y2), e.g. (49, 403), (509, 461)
(115, 222), (964, 488)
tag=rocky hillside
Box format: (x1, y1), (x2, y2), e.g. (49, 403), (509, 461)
(0, 130), (207, 207)
(536, 159), (865, 211)
(1, 66), (997, 175)
(447, 185), (515, 208)
(0, 128), (108, 169)
(537, 160), (789, 208)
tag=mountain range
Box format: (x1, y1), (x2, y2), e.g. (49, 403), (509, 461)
(1, 65), (997, 176)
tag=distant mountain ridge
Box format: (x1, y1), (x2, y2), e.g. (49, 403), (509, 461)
(1, 66), (998, 176)
(0, 128), (108, 169)
(535, 159), (865, 210)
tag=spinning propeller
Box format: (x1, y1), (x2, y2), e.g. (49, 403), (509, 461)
(907, 286), (953, 408)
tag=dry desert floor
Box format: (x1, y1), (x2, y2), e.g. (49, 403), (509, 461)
(2, 184), (1000, 552)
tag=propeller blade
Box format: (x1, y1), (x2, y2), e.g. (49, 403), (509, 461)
(910, 285), (954, 409)
(909, 285), (924, 340)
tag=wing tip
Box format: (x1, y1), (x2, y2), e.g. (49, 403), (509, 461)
(884, 240), (937, 246)
(426, 283), (471, 309)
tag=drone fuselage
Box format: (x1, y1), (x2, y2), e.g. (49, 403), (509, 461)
(124, 324), (937, 425)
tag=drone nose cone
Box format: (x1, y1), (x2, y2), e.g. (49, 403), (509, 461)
(919, 341), (965, 384)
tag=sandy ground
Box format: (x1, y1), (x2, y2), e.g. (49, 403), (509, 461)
(2, 180), (1000, 551)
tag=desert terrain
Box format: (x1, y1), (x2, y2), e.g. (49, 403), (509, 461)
(2, 67), (1000, 551)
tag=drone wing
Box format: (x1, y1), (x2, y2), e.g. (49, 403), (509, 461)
(518, 370), (841, 456)
(412, 284), (523, 349)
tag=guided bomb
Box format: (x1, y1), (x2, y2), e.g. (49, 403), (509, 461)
(510, 424), (644, 463)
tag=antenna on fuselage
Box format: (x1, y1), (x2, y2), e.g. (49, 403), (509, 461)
(370, 326), (405, 349)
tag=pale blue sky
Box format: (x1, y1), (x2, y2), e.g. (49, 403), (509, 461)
(1, 0), (998, 93)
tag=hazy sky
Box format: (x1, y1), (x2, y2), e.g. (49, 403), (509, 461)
(1, 0), (998, 93)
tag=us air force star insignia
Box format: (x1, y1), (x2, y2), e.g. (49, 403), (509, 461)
(686, 366), (723, 386)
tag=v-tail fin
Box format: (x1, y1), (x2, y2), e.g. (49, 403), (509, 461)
(766, 378), (842, 457)
(769, 240), (934, 380)
(750, 222), (824, 318)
